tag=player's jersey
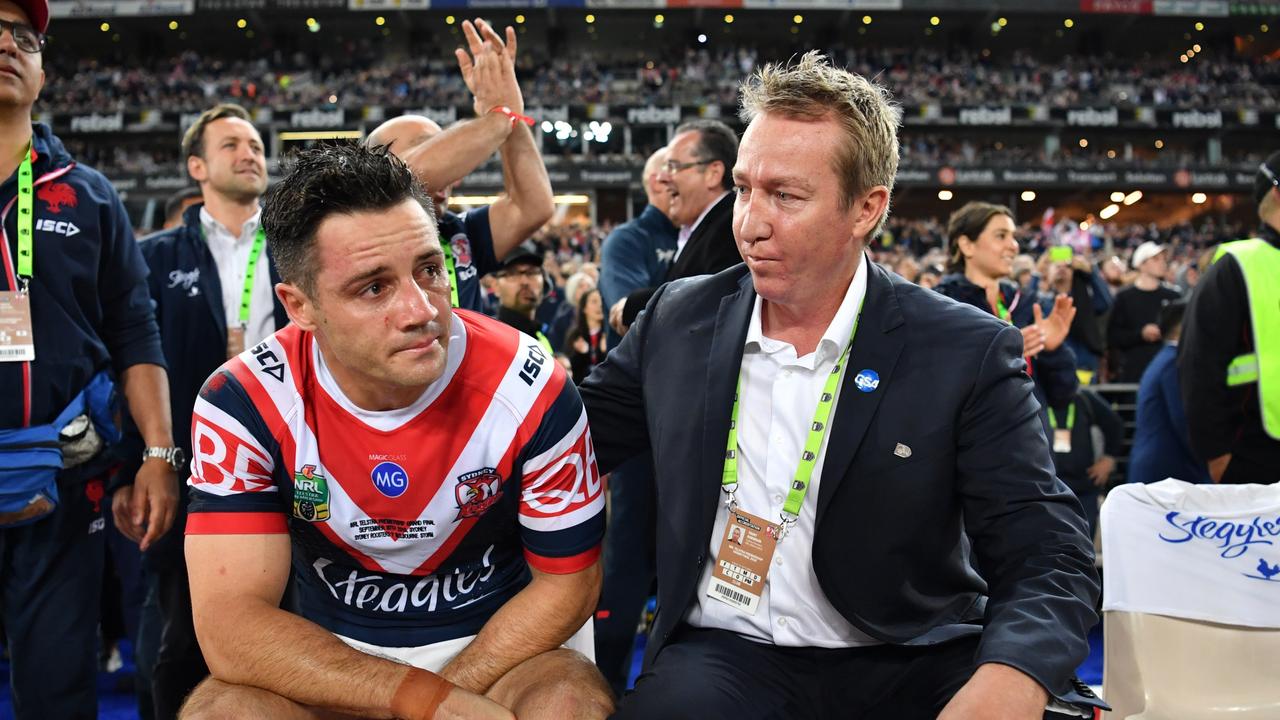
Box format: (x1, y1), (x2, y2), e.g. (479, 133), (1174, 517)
(186, 310), (604, 647)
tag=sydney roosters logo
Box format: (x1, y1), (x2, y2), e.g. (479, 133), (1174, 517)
(38, 183), (78, 214)
(454, 468), (503, 520)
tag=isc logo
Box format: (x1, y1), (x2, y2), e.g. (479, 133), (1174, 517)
(371, 461), (409, 498)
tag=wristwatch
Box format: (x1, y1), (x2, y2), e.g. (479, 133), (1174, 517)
(142, 446), (187, 472)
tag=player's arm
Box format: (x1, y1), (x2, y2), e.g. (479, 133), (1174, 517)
(397, 115), (511, 200)
(441, 560), (602, 694)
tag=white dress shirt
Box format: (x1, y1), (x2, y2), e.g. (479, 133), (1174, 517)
(201, 206), (276, 347)
(674, 191), (730, 262)
(685, 254), (881, 648)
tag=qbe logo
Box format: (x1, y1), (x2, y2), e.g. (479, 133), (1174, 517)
(371, 461), (409, 498)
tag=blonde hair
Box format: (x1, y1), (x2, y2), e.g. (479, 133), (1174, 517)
(738, 51), (901, 237)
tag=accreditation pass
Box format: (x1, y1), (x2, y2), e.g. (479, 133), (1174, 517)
(706, 508), (779, 615)
(0, 291), (35, 362)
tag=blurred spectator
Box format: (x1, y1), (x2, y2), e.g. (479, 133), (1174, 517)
(161, 187), (202, 230)
(1108, 242), (1182, 382)
(565, 288), (607, 385)
(1046, 386), (1124, 538)
(492, 242), (554, 352)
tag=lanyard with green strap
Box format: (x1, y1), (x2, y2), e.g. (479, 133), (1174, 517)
(1051, 403), (1076, 431)
(15, 148), (33, 293)
(722, 302), (863, 542)
(203, 226), (266, 327)
(440, 239), (460, 308)
(994, 297), (1011, 323)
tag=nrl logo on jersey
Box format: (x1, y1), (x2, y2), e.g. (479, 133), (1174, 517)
(455, 467), (503, 520)
(293, 464), (331, 522)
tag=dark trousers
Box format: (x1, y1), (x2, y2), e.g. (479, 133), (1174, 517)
(613, 626), (981, 720)
(0, 473), (106, 720)
(151, 547), (209, 719)
(594, 455), (657, 694)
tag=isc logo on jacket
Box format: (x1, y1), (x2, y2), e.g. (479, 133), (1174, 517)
(35, 219), (80, 237)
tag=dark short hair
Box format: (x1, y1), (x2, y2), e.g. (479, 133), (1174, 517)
(181, 103), (253, 159)
(946, 201), (1014, 273)
(675, 119), (738, 191)
(1158, 298), (1187, 340)
(262, 143), (434, 295)
(163, 187), (202, 224)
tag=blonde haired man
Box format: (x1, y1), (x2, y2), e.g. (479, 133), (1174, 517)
(580, 52), (1102, 720)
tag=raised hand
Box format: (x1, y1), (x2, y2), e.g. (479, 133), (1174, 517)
(454, 19), (524, 118)
(1035, 294), (1076, 352)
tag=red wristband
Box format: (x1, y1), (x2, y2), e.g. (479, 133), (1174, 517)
(390, 667), (455, 720)
(488, 105), (535, 127)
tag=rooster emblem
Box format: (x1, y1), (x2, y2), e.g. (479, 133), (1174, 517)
(1256, 558), (1280, 582)
(38, 183), (78, 214)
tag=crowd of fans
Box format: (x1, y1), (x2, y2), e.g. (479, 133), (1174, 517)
(37, 42), (1279, 115)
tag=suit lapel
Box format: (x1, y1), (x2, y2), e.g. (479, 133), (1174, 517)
(669, 192), (733, 280)
(815, 260), (906, 525)
(700, 273), (755, 531)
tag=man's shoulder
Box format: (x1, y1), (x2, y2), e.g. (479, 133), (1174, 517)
(138, 222), (198, 257)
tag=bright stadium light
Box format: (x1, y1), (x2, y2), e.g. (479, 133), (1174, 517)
(1180, 54), (1189, 63)
(938, 190), (954, 201)
(1078, 138), (1088, 148)
(541, 121), (553, 133)
(515, 14), (525, 24)
(1110, 191), (1125, 202)
(446, 15), (455, 25)
(1064, 18), (1074, 28)
(724, 14), (733, 23)
(929, 16), (940, 26)
(861, 15), (871, 24)
(794, 14), (804, 24)
(99, 22), (109, 31)
(1193, 43), (1201, 52)
(1194, 21), (1204, 31)
(697, 33), (708, 43)
(236, 18), (247, 28)
(1192, 192), (1208, 204)
(1155, 140), (1164, 149)
(375, 16), (385, 25)
(998, 17), (1008, 27)
(168, 20), (178, 29)
(1107, 149), (1117, 159)
(1099, 204), (1120, 220)
(1080, 221), (1091, 230)
(585, 14), (595, 23)
(1021, 191), (1036, 202)
(654, 13), (664, 23)
(1124, 190), (1143, 206)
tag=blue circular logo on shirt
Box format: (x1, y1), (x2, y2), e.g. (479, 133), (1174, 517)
(371, 461), (409, 498)
(853, 369), (880, 393)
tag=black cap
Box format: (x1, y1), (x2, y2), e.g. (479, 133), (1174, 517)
(497, 241), (542, 271)
(1256, 150), (1280, 206)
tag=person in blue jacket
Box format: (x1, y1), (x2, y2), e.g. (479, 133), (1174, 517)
(1, 0), (176, 716)
(935, 202), (1080, 431)
(1129, 299), (1211, 485)
(118, 103), (290, 719)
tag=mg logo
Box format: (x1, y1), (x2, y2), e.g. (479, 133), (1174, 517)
(372, 461), (409, 498)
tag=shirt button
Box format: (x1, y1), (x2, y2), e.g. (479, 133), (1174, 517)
(774, 555), (783, 566)
(777, 617), (787, 626)
(773, 494), (783, 503)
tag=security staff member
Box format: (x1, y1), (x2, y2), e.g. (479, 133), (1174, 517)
(1180, 150), (1280, 484)
(493, 242), (554, 354)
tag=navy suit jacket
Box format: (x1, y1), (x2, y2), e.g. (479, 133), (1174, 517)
(579, 259), (1099, 700)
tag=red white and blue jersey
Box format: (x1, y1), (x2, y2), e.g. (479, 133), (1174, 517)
(186, 310), (604, 647)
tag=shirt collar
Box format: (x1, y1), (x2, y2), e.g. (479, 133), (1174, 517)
(200, 205), (263, 244)
(745, 251), (869, 364)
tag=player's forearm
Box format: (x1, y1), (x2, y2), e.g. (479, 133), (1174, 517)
(405, 114), (511, 193)
(120, 363), (173, 447)
(196, 597), (411, 717)
(441, 561), (601, 694)
(498, 123), (554, 236)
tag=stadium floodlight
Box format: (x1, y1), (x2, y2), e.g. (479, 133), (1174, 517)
(585, 14), (595, 23)
(1193, 44), (1201, 52)
(998, 17), (1007, 27)
(1124, 191), (1143, 206)
(1194, 21), (1204, 31)
(1192, 193), (1208, 204)
(168, 20), (178, 30)
(516, 14), (525, 24)
(1078, 138), (1088, 148)
(99, 22), (109, 31)
(1099, 204), (1120, 220)
(375, 16), (385, 25)
(861, 15), (870, 24)
(1021, 191), (1036, 202)
(1064, 18), (1074, 28)
(1180, 54), (1189, 63)
(697, 33), (708, 43)
(724, 14), (733, 23)
(794, 14), (803, 24)
(654, 13), (664, 24)
(236, 18), (247, 28)
(1155, 140), (1164, 149)
(446, 16), (455, 25)
(541, 121), (553, 133)
(1110, 191), (1125, 202)
(929, 16), (940, 26)
(937, 190), (953, 201)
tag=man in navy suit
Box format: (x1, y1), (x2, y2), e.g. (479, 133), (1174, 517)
(579, 53), (1100, 719)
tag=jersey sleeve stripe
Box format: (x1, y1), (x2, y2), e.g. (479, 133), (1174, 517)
(524, 545), (601, 575)
(521, 404), (589, 478)
(186, 511), (288, 535)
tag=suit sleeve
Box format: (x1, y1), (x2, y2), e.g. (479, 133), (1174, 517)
(1179, 256), (1249, 461)
(958, 324), (1100, 697)
(578, 282), (666, 475)
(97, 183), (164, 373)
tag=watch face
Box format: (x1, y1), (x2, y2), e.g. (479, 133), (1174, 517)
(172, 447), (187, 469)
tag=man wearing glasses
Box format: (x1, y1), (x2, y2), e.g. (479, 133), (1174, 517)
(493, 242), (555, 354)
(1, 0), (175, 717)
(1180, 150), (1280, 485)
(612, 120), (743, 333)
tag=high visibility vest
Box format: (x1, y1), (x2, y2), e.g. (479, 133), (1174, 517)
(1212, 238), (1280, 439)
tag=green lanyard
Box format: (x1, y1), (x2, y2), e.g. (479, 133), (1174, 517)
(1051, 403), (1076, 431)
(15, 147), (33, 292)
(722, 303), (863, 538)
(202, 224), (266, 327)
(535, 331), (553, 355)
(440, 239), (460, 308)
(994, 298), (1010, 323)
(236, 228), (267, 327)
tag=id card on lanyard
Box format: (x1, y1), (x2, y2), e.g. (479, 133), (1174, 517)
(707, 300), (864, 615)
(0, 149), (36, 363)
(1051, 403), (1075, 454)
(223, 227), (266, 359)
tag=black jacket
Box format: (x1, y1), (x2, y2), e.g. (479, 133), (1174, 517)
(580, 260), (1099, 704)
(117, 204), (288, 561)
(622, 192), (739, 326)
(1179, 224), (1280, 484)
